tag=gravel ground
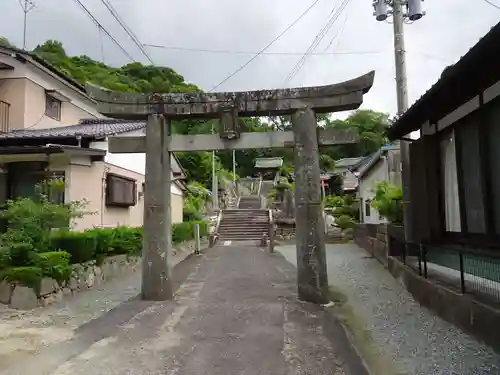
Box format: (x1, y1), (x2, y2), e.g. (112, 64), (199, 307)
(277, 243), (500, 375)
(0, 249), (194, 366)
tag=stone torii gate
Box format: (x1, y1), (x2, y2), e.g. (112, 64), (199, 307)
(85, 70), (375, 304)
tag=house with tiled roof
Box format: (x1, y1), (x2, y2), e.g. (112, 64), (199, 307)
(357, 144), (401, 224)
(0, 44), (103, 131)
(0, 45), (186, 229)
(388, 21), (500, 248)
(331, 156), (371, 194)
(0, 118), (186, 229)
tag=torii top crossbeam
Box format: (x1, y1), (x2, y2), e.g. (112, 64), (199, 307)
(84, 71), (375, 119)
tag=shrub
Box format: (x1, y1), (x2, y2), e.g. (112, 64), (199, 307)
(33, 251), (72, 285)
(370, 181), (403, 225)
(336, 215), (357, 231)
(0, 266), (43, 295)
(4, 242), (36, 267)
(325, 195), (360, 233)
(172, 221), (207, 244)
(106, 226), (142, 257)
(0, 180), (89, 253)
(183, 182), (209, 221)
(0, 220), (207, 294)
(50, 231), (97, 264)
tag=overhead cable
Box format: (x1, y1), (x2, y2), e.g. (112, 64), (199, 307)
(208, 0), (323, 92)
(98, 0), (155, 64)
(71, 0), (136, 61)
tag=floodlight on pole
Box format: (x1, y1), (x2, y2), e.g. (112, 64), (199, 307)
(407, 0), (425, 21)
(372, 0), (390, 21)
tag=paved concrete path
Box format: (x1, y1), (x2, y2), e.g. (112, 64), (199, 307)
(278, 243), (500, 375)
(1, 245), (368, 375)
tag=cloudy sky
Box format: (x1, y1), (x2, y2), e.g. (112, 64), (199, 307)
(0, 0), (498, 117)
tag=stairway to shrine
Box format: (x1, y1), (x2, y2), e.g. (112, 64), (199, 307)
(217, 209), (270, 241)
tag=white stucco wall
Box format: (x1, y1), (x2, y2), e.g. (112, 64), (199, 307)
(0, 51), (102, 130)
(358, 158), (389, 225)
(89, 139), (184, 197)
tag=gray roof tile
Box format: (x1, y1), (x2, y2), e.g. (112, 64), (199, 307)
(0, 119), (146, 140)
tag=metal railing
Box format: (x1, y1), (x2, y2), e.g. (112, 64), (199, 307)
(238, 177), (261, 196)
(393, 237), (500, 305)
(0, 100), (9, 133)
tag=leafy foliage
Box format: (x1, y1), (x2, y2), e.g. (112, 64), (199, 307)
(325, 195), (360, 235)
(0, 180), (89, 253)
(183, 182), (210, 221)
(370, 181), (403, 224)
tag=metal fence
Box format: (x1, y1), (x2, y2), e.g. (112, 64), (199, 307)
(394, 238), (500, 305)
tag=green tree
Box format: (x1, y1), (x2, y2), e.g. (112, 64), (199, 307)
(0, 37), (14, 48)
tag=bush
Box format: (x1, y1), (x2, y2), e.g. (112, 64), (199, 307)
(0, 266), (43, 295)
(325, 195), (360, 233)
(33, 251), (72, 285)
(172, 221), (207, 244)
(50, 230), (97, 264)
(0, 221), (207, 293)
(336, 215), (357, 231)
(106, 226), (143, 257)
(370, 181), (403, 224)
(4, 243), (36, 267)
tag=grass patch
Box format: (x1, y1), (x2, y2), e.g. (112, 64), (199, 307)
(326, 285), (407, 375)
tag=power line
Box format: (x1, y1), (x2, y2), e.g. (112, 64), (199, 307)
(482, 0), (500, 10)
(145, 42), (451, 65)
(284, 0), (351, 85)
(284, 0), (350, 84)
(71, 0), (136, 61)
(144, 44), (380, 56)
(324, 4), (350, 51)
(98, 0), (155, 64)
(208, 0), (322, 92)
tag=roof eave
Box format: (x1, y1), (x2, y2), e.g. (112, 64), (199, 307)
(388, 22), (500, 140)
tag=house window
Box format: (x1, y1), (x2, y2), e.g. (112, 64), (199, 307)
(8, 163), (65, 204)
(45, 94), (61, 120)
(486, 98), (500, 235)
(440, 130), (461, 232)
(106, 174), (137, 207)
(455, 116), (486, 233)
(0, 100), (9, 132)
(365, 199), (371, 217)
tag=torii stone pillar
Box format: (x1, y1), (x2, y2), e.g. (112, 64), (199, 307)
(84, 70), (375, 303)
(142, 114), (174, 300)
(292, 108), (328, 303)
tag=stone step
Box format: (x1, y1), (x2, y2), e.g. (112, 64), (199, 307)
(222, 212), (269, 218)
(218, 228), (269, 234)
(222, 209), (268, 213)
(222, 212), (269, 219)
(219, 235), (266, 240)
(219, 220), (268, 224)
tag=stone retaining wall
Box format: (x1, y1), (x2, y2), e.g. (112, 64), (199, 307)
(387, 256), (500, 352)
(0, 239), (203, 310)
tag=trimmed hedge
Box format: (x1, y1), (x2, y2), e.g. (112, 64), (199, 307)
(50, 221), (208, 265)
(0, 221), (208, 293)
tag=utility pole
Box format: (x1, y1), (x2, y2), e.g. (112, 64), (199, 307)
(211, 122), (218, 210)
(19, 0), (36, 50)
(373, 0), (425, 243)
(232, 150), (236, 183)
